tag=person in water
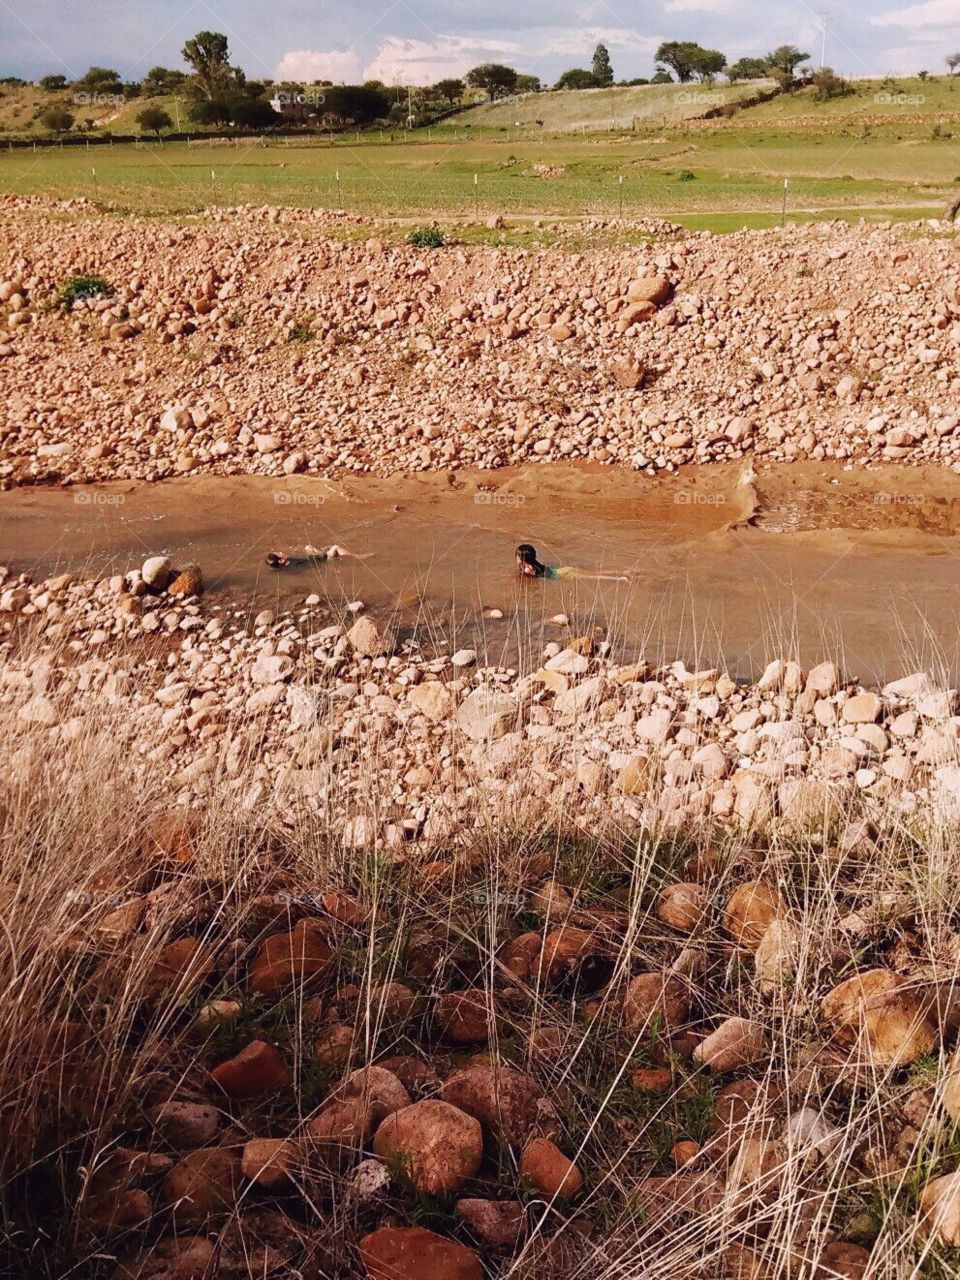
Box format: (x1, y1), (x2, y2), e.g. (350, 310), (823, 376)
(266, 544), (366, 569)
(515, 543), (628, 582)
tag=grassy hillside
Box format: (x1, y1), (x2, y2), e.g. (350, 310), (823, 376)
(439, 81), (776, 134)
(740, 74), (960, 123)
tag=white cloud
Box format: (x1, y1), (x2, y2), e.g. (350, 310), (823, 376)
(362, 35), (524, 84)
(663, 0), (738, 12)
(274, 48), (363, 83)
(544, 28), (661, 57)
(871, 0), (959, 27)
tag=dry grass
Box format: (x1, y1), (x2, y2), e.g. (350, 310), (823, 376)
(2, 640), (960, 1278)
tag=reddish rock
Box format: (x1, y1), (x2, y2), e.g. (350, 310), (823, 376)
(142, 937), (214, 1001)
(623, 972), (690, 1033)
(115, 1235), (215, 1279)
(161, 1147), (242, 1224)
(359, 1226), (482, 1280)
(519, 1137), (583, 1199)
(210, 1040), (288, 1099)
(434, 989), (492, 1043)
(456, 1197), (526, 1248)
(248, 918), (332, 995)
(241, 1137), (298, 1188)
(440, 1064), (541, 1147)
(373, 1099), (482, 1196)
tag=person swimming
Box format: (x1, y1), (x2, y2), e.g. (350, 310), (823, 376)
(515, 543), (628, 583)
(266, 544), (367, 569)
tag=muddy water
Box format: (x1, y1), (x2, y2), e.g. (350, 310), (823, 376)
(3, 462), (960, 682)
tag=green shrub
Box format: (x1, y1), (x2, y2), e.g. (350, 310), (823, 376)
(59, 274), (113, 309)
(406, 225), (445, 249)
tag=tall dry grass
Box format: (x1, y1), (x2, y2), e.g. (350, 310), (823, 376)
(1, 633), (959, 1278)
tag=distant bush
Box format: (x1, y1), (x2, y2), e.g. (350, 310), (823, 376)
(60, 275), (113, 309)
(407, 225), (445, 248)
(677, 170), (696, 181)
(811, 68), (853, 101)
(39, 105), (74, 133)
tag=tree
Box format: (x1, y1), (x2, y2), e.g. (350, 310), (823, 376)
(136, 105), (173, 136)
(465, 63), (518, 101)
(188, 98), (231, 125)
(433, 78), (464, 106)
(556, 68), (597, 90)
(592, 43), (614, 86)
(689, 47), (726, 82)
(230, 98), (278, 128)
(765, 45), (809, 79)
(727, 57), (768, 81)
(651, 67), (673, 84)
(39, 74), (67, 91)
(515, 74), (541, 93)
(655, 42), (700, 82)
(76, 66), (122, 92)
(321, 85), (389, 124)
(948, 53), (960, 74)
(143, 66), (186, 96)
(40, 105), (74, 132)
(182, 30), (232, 99)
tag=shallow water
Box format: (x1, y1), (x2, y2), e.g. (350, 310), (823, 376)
(3, 462), (960, 682)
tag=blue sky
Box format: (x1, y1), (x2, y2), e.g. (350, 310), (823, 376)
(2, 0), (958, 84)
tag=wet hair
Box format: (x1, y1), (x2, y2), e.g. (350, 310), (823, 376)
(516, 543), (546, 576)
(265, 551), (288, 569)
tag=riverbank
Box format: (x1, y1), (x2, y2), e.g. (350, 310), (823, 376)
(1, 198), (958, 489)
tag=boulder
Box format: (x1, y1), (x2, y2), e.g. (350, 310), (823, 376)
(919, 1170), (960, 1246)
(455, 1198), (526, 1249)
(248, 919), (332, 995)
(359, 1227), (482, 1280)
(456, 688), (517, 741)
(168, 564), (203, 596)
(440, 1064), (541, 1147)
(373, 1100), (482, 1196)
(693, 1017), (765, 1072)
(161, 1148), (242, 1225)
(348, 615), (395, 657)
(656, 882), (708, 932)
(210, 1040), (288, 1099)
(434, 989), (492, 1044)
(723, 882), (785, 948)
(821, 969), (937, 1066)
(141, 556), (173, 591)
(519, 1137), (582, 1199)
(623, 972), (690, 1033)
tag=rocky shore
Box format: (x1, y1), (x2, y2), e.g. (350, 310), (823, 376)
(1, 197), (958, 488)
(4, 554), (960, 844)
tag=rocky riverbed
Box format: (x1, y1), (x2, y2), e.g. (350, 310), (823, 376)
(1, 197), (958, 488)
(5, 553), (960, 845)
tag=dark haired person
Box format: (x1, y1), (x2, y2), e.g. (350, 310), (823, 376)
(515, 543), (628, 582)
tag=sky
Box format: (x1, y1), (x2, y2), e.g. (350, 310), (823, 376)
(1, 0), (958, 85)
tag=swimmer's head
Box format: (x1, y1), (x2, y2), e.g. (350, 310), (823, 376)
(516, 543), (546, 577)
(265, 551), (289, 569)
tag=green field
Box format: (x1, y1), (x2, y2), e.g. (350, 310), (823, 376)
(1, 131), (955, 226)
(2, 75), (959, 228)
